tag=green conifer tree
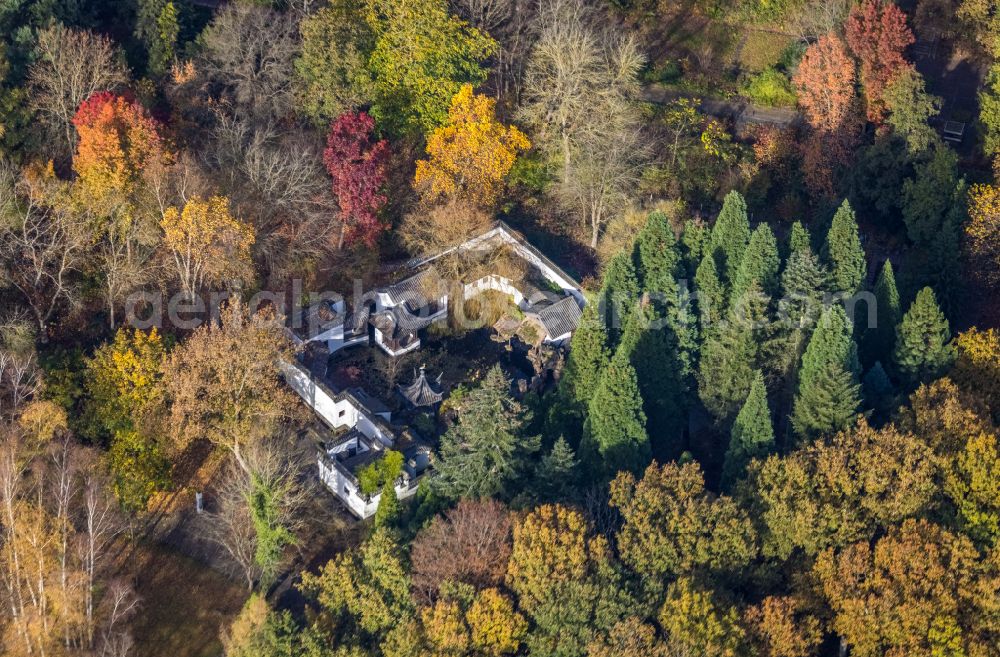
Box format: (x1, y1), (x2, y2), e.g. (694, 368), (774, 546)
(697, 285), (764, 425)
(563, 303), (611, 407)
(770, 248), (829, 410)
(635, 210), (681, 296)
(824, 200), (867, 296)
(732, 224), (781, 301)
(892, 286), (954, 386)
(721, 370), (775, 489)
(780, 248), (829, 329)
(634, 210), (698, 383)
(788, 221), (812, 256)
(791, 305), (862, 442)
(709, 190), (751, 287)
(863, 260), (901, 366)
(533, 437), (580, 503)
(695, 251), (725, 334)
(582, 354), (651, 478)
(600, 251), (640, 347)
(617, 303), (688, 460)
(862, 360), (895, 419)
(681, 219), (710, 279)
(901, 143), (959, 247)
(435, 365), (539, 500)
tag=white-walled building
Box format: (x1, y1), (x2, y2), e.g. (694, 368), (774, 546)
(282, 359), (432, 519)
(293, 221), (586, 357)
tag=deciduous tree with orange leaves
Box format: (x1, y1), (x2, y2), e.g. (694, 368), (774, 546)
(160, 195), (255, 299)
(72, 91), (163, 213)
(793, 34), (858, 133)
(72, 91), (167, 327)
(414, 84), (529, 209)
(845, 0), (915, 123)
(793, 34), (860, 196)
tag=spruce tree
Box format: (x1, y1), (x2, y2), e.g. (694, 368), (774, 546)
(435, 366), (539, 500)
(709, 190), (751, 287)
(635, 210), (681, 296)
(533, 436), (580, 503)
(722, 370), (775, 489)
(788, 221), (812, 256)
(824, 200), (867, 296)
(697, 285), (763, 425)
(582, 354), (651, 478)
(564, 303), (610, 407)
(863, 260), (901, 366)
(600, 251), (640, 347)
(900, 142), (959, 247)
(695, 251), (725, 333)
(863, 361), (895, 419)
(681, 218), (710, 280)
(893, 286), (954, 386)
(780, 248), (829, 329)
(791, 305), (862, 442)
(732, 224), (781, 301)
(634, 210), (698, 384)
(617, 302), (688, 460)
(771, 248), (829, 409)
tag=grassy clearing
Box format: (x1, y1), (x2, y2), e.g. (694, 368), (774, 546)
(739, 30), (795, 72)
(131, 543), (249, 657)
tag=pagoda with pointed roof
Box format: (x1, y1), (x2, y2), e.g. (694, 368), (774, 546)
(397, 366), (443, 407)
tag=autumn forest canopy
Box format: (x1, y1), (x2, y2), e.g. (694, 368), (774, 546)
(0, 0), (1000, 656)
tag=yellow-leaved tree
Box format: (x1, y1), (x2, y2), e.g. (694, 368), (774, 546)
(160, 194), (255, 298)
(965, 183), (1000, 290)
(414, 84), (529, 209)
(952, 327), (1000, 420)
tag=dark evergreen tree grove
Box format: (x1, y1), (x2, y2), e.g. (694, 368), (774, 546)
(791, 305), (862, 442)
(893, 286), (954, 386)
(900, 143), (960, 247)
(709, 190), (751, 288)
(824, 200), (867, 296)
(582, 354), (651, 478)
(732, 223), (781, 301)
(721, 370), (775, 490)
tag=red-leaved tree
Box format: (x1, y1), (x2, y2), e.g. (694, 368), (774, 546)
(845, 0), (915, 123)
(322, 111), (390, 249)
(409, 498), (512, 603)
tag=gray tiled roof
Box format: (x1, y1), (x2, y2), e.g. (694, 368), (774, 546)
(397, 368), (443, 407)
(381, 269), (446, 306)
(532, 296), (583, 339)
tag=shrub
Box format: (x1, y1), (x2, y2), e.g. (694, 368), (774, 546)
(741, 68), (797, 107)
